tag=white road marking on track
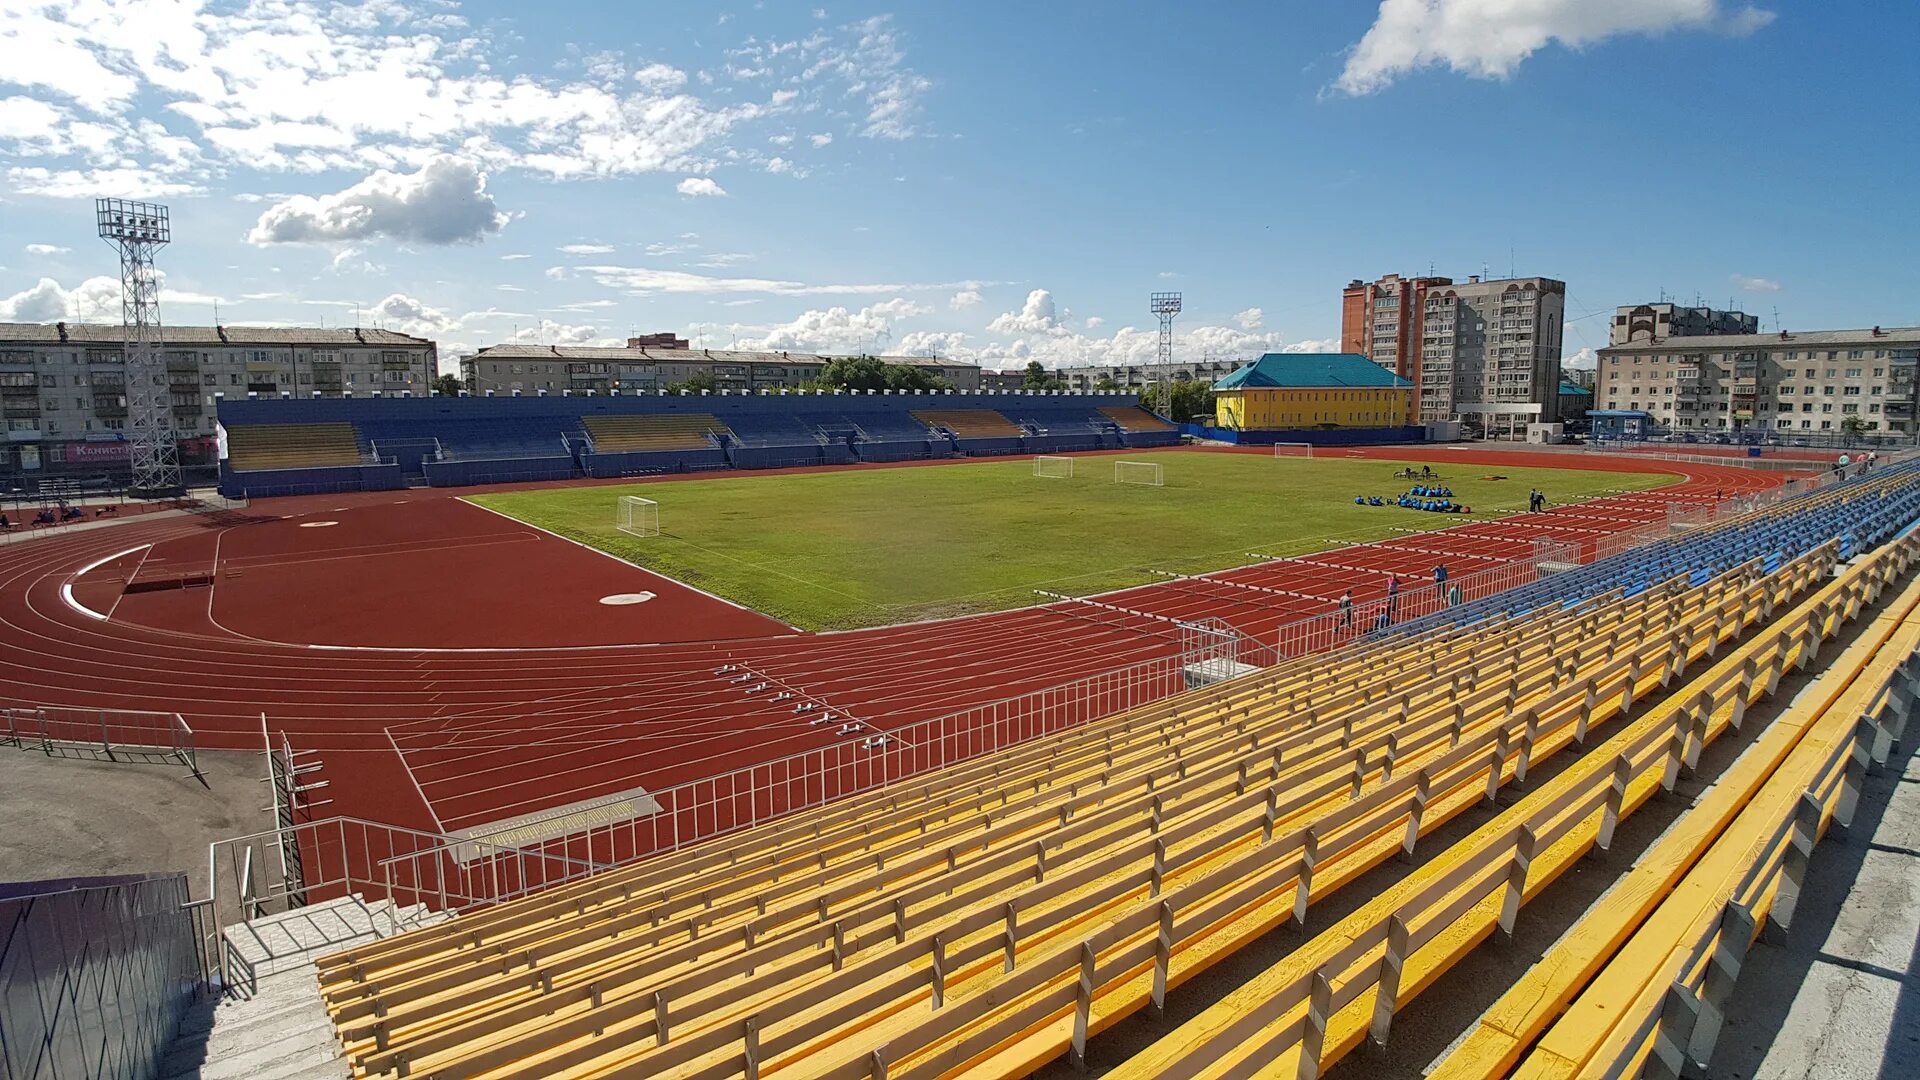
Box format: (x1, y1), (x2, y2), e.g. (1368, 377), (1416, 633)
(58, 543), (151, 622)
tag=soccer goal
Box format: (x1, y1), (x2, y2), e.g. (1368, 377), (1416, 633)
(1114, 460), (1164, 486)
(617, 495), (660, 537)
(1272, 442), (1315, 458)
(1033, 455), (1073, 479)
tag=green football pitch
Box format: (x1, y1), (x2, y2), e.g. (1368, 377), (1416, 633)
(470, 451), (1673, 631)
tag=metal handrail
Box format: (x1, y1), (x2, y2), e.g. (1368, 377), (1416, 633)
(202, 814), (608, 926)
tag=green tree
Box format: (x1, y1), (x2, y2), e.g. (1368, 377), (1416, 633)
(666, 370), (719, 393)
(1022, 360), (1066, 391)
(1840, 414), (1870, 438)
(1093, 375), (1120, 392)
(430, 373), (465, 397)
(1141, 380), (1213, 424)
(812, 355), (952, 392)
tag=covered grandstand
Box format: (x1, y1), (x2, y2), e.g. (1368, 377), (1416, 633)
(213, 391), (1181, 496)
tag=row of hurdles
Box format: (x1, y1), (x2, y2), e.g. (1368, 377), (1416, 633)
(305, 470), (1920, 1077)
(213, 394), (1181, 497)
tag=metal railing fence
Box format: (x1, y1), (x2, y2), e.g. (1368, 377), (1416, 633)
(2, 705), (199, 778)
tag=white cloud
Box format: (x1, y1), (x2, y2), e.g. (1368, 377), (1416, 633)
(631, 63), (688, 91)
(501, 253), (532, 260)
(737, 296), (928, 352)
(23, 243), (69, 255)
(0, 277), (83, 321)
(0, 272), (212, 322)
(1337, 0), (1774, 95)
(0, 2), (921, 195)
(897, 329), (969, 358)
(1084, 316), (1104, 330)
(809, 132), (833, 147)
(6, 165), (201, 198)
(987, 288), (1064, 336)
(676, 176), (727, 197)
(1234, 307), (1264, 331)
(1731, 273), (1781, 292)
(1564, 346), (1599, 369)
(248, 157), (509, 246)
(368, 293), (455, 335)
(559, 243), (616, 255)
(574, 263), (960, 297)
(764, 156), (806, 176)
(694, 252), (754, 267)
(510, 319), (603, 345)
(949, 289), (982, 310)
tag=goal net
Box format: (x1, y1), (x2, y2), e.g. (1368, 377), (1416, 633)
(1033, 455), (1073, 479)
(617, 495), (660, 537)
(1114, 460), (1164, 486)
(1272, 442), (1314, 458)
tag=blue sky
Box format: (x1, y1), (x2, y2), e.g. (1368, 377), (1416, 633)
(1, 1), (1914, 373)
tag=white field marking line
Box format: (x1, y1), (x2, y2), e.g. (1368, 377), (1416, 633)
(59, 543), (151, 622)
(103, 543), (156, 622)
(1144, 569), (1327, 604)
(460, 497), (800, 629)
(389, 726), (448, 834)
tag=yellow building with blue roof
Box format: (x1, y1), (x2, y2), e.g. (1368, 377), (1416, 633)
(1211, 352), (1416, 431)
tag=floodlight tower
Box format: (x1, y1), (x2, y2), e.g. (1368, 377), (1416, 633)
(1148, 291), (1182, 415)
(96, 199), (182, 497)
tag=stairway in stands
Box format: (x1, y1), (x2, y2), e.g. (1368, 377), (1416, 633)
(156, 895), (448, 1080)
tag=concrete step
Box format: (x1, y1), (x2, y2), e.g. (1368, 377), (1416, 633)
(171, 894), (457, 1079)
(221, 894), (400, 993)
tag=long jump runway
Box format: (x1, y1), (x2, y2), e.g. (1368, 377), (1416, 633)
(0, 448), (1798, 839)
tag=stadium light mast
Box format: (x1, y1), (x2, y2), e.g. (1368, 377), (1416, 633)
(1149, 291), (1182, 417)
(96, 198), (183, 497)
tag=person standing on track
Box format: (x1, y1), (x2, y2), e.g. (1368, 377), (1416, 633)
(1386, 573), (1401, 618)
(1338, 590), (1354, 632)
(1433, 563), (1448, 593)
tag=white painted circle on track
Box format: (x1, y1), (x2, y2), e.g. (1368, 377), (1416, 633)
(599, 592), (657, 606)
(300, 521), (340, 528)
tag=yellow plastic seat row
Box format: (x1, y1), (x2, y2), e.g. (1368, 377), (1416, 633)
(226, 422), (362, 470)
(584, 413), (731, 453)
(1106, 535), (1917, 1080)
(314, 549), (1842, 1079)
(1502, 574), (1920, 1080)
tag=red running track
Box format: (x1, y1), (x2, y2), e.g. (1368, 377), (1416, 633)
(0, 447), (1799, 839)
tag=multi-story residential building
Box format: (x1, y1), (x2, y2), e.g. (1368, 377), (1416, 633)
(1609, 303), (1758, 346)
(1341, 273), (1449, 393)
(0, 321), (435, 477)
(464, 345), (980, 394)
(979, 360), (1241, 393)
(1343, 273), (1566, 428)
(1594, 326), (1920, 437)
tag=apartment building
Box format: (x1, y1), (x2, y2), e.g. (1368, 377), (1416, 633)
(0, 321), (436, 476)
(464, 344), (980, 394)
(977, 360), (1242, 392)
(1343, 273), (1566, 427)
(1609, 303), (1757, 346)
(1594, 326), (1920, 436)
